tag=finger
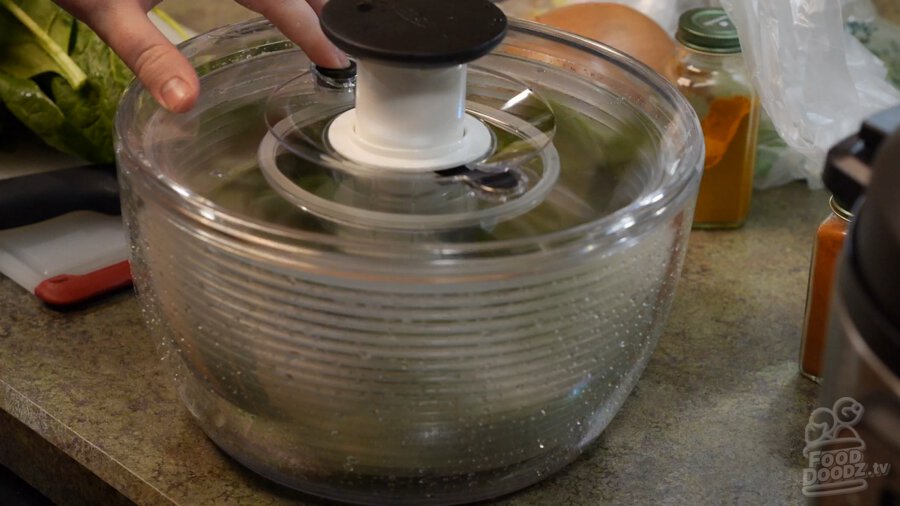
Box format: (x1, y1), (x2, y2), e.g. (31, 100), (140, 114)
(239, 0), (348, 68)
(71, 1), (199, 112)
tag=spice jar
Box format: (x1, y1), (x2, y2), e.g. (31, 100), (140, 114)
(667, 8), (760, 228)
(800, 197), (852, 381)
(800, 105), (899, 382)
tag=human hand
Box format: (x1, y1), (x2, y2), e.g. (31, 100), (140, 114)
(54, 0), (348, 112)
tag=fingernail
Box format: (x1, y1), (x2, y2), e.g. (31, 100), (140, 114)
(161, 77), (190, 112)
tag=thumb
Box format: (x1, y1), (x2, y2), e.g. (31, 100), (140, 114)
(82, 3), (200, 112)
(238, 0), (348, 68)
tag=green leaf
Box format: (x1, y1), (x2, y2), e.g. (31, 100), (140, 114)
(48, 21), (132, 162)
(0, 1), (131, 161)
(0, 0), (86, 88)
(0, 70), (98, 158)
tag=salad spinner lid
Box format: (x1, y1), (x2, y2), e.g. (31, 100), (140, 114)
(120, 16), (704, 250)
(257, 0), (560, 231)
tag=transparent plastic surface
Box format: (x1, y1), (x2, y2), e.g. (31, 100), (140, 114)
(116, 18), (702, 505)
(259, 63), (560, 230)
(264, 65), (557, 175)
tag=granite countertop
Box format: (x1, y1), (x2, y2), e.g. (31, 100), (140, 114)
(0, 3), (824, 505)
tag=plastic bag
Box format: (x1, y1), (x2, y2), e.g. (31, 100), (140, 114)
(720, 0), (900, 188)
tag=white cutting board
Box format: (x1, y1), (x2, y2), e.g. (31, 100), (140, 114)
(0, 211), (128, 293)
(0, 141), (131, 304)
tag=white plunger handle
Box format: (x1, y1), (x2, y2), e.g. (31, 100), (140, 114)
(328, 59), (492, 171)
(356, 61), (466, 152)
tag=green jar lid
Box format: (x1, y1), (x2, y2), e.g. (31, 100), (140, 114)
(677, 8), (741, 54)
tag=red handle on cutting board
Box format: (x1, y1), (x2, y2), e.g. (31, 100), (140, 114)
(34, 261), (132, 306)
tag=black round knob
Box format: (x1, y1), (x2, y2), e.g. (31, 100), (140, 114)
(320, 0), (508, 66)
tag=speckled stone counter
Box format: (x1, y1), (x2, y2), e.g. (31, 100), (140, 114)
(0, 3), (825, 504)
(0, 181), (824, 505)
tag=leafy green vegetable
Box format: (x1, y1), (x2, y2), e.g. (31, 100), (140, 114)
(0, 0), (86, 88)
(48, 21), (132, 162)
(0, 0), (132, 162)
(0, 71), (96, 156)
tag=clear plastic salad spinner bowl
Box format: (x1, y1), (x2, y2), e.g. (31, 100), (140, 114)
(115, 1), (703, 503)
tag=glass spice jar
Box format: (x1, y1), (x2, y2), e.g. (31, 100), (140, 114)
(798, 104), (898, 382)
(667, 8), (760, 228)
(800, 197), (852, 381)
